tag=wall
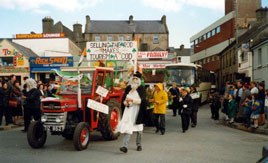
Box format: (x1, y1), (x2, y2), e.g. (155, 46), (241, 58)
(253, 41), (268, 85)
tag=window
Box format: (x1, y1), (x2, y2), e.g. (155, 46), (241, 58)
(199, 37), (203, 43)
(203, 34), (207, 41)
(211, 29), (216, 36)
(153, 36), (159, 44)
(207, 32), (211, 38)
(0, 57), (14, 67)
(107, 35), (113, 41)
(216, 26), (221, 33)
(126, 35), (131, 41)
(241, 52), (248, 62)
(119, 35), (124, 41)
(258, 48), (262, 67)
(195, 39), (198, 45)
(190, 42), (194, 49)
(95, 35), (100, 42)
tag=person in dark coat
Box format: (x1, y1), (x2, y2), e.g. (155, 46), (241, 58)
(212, 93), (221, 120)
(179, 87), (193, 133)
(11, 80), (24, 125)
(190, 86), (199, 127)
(222, 93), (230, 121)
(258, 83), (265, 125)
(1, 82), (11, 125)
(22, 78), (41, 132)
(168, 83), (180, 116)
(116, 72), (146, 153)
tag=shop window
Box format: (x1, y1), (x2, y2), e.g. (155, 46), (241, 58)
(0, 57), (14, 67)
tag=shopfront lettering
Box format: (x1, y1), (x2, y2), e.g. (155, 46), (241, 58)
(2, 49), (22, 57)
(34, 57), (68, 65)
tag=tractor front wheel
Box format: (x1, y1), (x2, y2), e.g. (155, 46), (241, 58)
(73, 122), (90, 151)
(27, 121), (47, 149)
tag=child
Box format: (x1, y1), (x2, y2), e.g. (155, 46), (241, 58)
(208, 94), (214, 119)
(265, 89), (268, 129)
(228, 94), (236, 124)
(251, 94), (261, 128)
(242, 95), (252, 128)
(222, 93), (229, 121)
(212, 93), (221, 120)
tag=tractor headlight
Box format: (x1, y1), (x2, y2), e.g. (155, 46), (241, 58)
(55, 118), (61, 123)
(41, 115), (47, 122)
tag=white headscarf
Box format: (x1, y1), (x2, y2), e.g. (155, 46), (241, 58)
(25, 78), (37, 91)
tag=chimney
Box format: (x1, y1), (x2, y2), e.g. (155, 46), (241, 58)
(161, 15), (166, 24)
(180, 44), (184, 50)
(73, 23), (82, 42)
(256, 7), (268, 22)
(42, 16), (54, 33)
(129, 15), (133, 24)
(86, 15), (90, 24)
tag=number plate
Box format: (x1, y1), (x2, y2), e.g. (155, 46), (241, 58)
(45, 126), (64, 132)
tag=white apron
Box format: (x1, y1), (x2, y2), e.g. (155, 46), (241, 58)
(116, 90), (143, 134)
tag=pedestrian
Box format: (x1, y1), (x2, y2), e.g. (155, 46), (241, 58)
(150, 83), (168, 135)
(168, 82), (180, 117)
(11, 80), (24, 125)
(222, 93), (229, 121)
(1, 82), (11, 125)
(228, 94), (236, 124)
(179, 87), (193, 133)
(22, 78), (41, 132)
(7, 74), (16, 123)
(264, 89), (268, 129)
(145, 85), (154, 127)
(208, 93), (214, 119)
(251, 94), (261, 129)
(258, 83), (265, 126)
(224, 81), (230, 95)
(0, 82), (3, 125)
(22, 84), (28, 132)
(116, 72), (146, 153)
(212, 93), (221, 120)
(242, 95), (252, 128)
(250, 81), (259, 95)
(237, 84), (251, 123)
(190, 86), (199, 127)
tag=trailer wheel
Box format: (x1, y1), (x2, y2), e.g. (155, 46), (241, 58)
(27, 121), (47, 149)
(99, 100), (121, 140)
(73, 122), (90, 151)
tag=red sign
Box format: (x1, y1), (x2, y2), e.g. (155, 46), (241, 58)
(138, 51), (168, 59)
(16, 33), (65, 39)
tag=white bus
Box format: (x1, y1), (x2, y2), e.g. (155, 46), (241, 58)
(165, 63), (213, 103)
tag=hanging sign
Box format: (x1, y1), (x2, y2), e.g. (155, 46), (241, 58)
(86, 41), (137, 61)
(96, 86), (109, 97)
(87, 99), (109, 114)
(138, 51), (168, 59)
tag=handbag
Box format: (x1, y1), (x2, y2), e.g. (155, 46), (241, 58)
(8, 92), (18, 108)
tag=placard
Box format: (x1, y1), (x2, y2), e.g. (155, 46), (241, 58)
(87, 99), (109, 114)
(96, 86), (109, 97)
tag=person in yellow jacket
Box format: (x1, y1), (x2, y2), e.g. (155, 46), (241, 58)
(149, 83), (168, 135)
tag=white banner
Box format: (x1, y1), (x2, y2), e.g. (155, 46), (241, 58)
(87, 99), (109, 114)
(96, 86), (109, 97)
(137, 51), (168, 59)
(141, 64), (166, 69)
(86, 41), (137, 61)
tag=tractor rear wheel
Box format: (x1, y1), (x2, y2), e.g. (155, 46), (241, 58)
(99, 100), (121, 140)
(73, 122), (90, 151)
(27, 121), (47, 149)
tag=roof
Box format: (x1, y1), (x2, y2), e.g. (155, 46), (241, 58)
(85, 21), (168, 34)
(10, 41), (38, 58)
(175, 48), (192, 56)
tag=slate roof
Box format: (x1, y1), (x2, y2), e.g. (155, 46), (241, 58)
(10, 41), (38, 58)
(85, 21), (168, 34)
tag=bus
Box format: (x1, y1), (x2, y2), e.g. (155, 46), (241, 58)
(165, 63), (213, 103)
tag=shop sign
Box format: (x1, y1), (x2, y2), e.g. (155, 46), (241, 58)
(16, 33), (65, 39)
(29, 57), (73, 68)
(0, 67), (29, 73)
(86, 41), (137, 61)
(141, 64), (166, 69)
(138, 51), (168, 59)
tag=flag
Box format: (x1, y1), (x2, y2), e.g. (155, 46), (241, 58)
(78, 48), (87, 67)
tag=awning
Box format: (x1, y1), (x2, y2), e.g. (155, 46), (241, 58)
(31, 67), (60, 73)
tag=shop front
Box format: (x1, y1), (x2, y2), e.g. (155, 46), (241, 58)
(29, 56), (74, 83)
(0, 39), (36, 83)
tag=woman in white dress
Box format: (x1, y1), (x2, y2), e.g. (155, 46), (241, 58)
(116, 72), (146, 153)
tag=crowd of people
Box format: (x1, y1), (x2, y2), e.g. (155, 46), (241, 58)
(214, 81), (267, 129)
(0, 75), (55, 132)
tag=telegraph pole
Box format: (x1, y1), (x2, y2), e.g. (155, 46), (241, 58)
(235, 0), (239, 74)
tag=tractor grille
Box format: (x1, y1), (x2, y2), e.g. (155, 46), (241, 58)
(43, 102), (62, 110)
(42, 112), (66, 126)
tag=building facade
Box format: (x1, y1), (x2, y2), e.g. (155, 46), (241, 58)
(42, 15), (169, 52)
(175, 44), (191, 64)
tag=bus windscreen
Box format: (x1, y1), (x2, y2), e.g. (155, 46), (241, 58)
(166, 66), (195, 87)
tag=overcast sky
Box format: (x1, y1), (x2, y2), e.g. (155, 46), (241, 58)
(0, 0), (267, 48)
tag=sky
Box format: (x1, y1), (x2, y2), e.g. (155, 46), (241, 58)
(0, 0), (267, 48)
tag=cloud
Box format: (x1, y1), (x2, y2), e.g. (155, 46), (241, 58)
(0, 0), (103, 13)
(141, 0), (224, 12)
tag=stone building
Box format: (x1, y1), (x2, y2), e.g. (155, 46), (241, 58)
(42, 15), (169, 51)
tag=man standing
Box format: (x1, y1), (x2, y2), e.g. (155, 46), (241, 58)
(190, 86), (199, 127)
(179, 87), (193, 133)
(116, 72), (146, 153)
(169, 82), (180, 117)
(235, 81), (243, 122)
(150, 83), (168, 135)
(250, 81), (259, 95)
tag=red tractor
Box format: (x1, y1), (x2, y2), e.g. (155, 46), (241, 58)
(27, 67), (124, 150)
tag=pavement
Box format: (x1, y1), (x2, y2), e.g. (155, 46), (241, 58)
(0, 104), (268, 163)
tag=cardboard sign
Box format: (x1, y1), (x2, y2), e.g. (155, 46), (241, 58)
(87, 99), (109, 114)
(190, 92), (200, 99)
(96, 86), (109, 97)
(86, 41), (137, 61)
